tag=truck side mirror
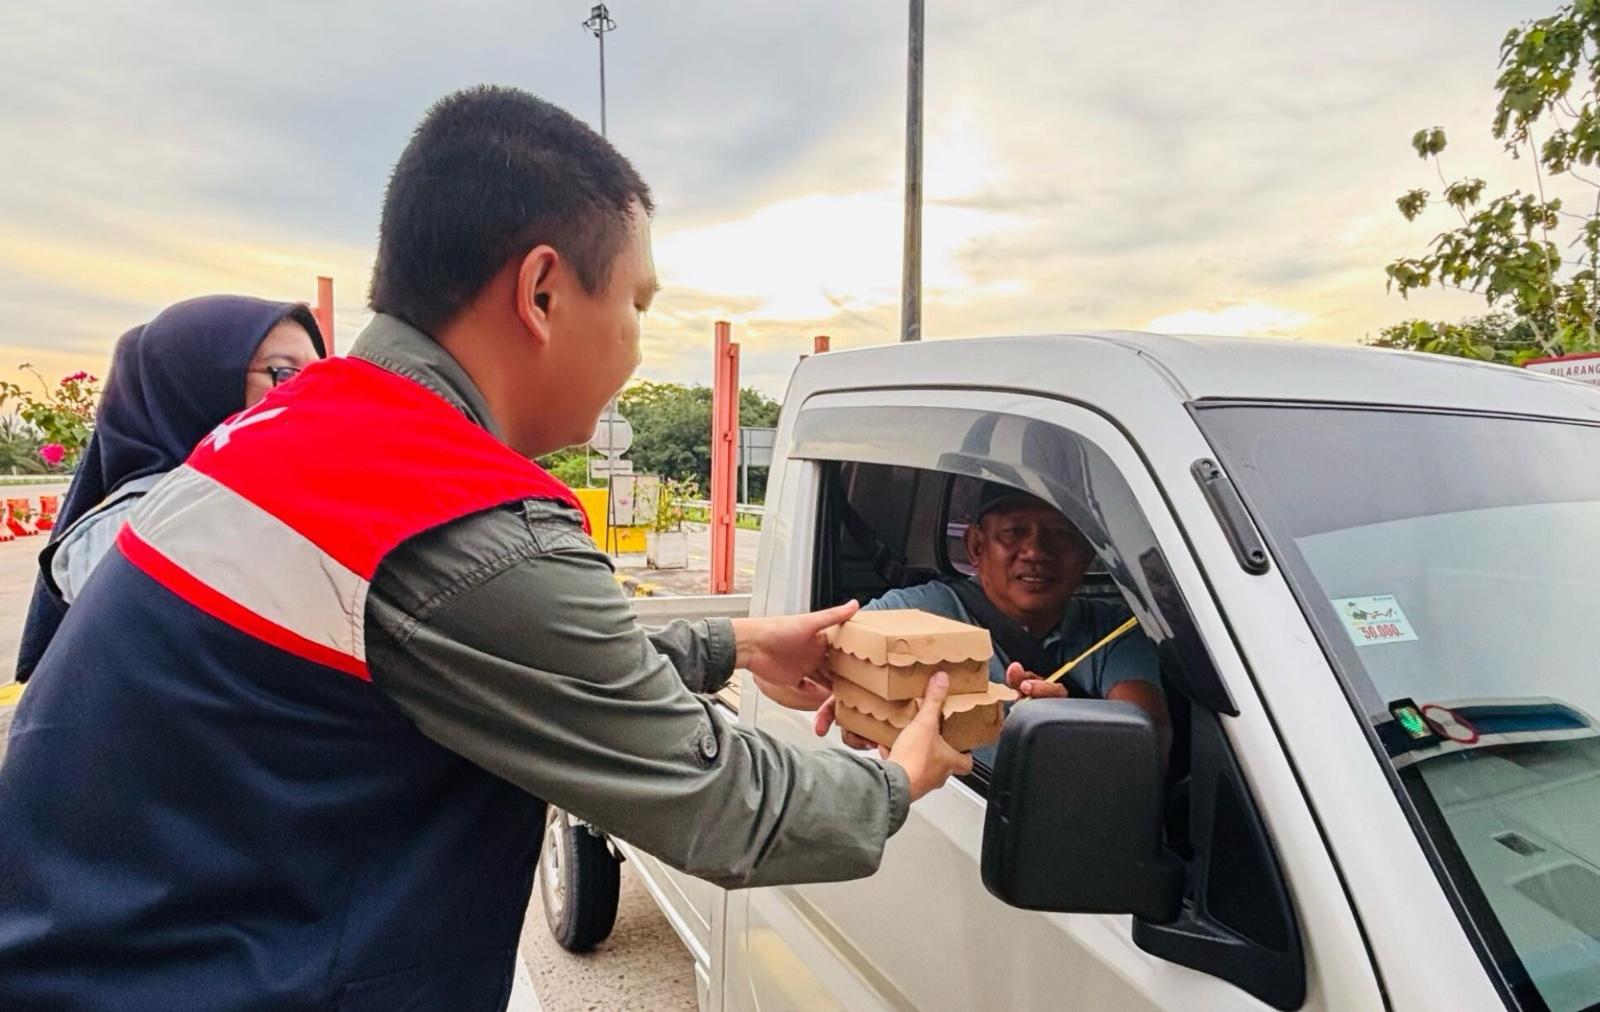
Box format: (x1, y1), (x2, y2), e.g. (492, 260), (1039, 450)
(981, 699), (1182, 922)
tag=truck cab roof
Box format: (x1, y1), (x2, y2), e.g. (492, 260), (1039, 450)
(791, 331), (1600, 423)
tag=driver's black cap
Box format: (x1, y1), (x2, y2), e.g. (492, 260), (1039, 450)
(972, 482), (1054, 523)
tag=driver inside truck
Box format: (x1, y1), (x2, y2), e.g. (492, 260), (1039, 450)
(820, 482), (1170, 764)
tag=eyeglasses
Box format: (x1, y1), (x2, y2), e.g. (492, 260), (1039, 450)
(253, 365), (303, 388)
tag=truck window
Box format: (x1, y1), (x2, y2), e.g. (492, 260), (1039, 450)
(1201, 404), (1600, 1012)
(944, 476), (980, 574)
(816, 460), (1163, 782)
(815, 461), (947, 603)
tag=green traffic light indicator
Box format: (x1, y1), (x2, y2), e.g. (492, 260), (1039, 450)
(1396, 707), (1429, 739)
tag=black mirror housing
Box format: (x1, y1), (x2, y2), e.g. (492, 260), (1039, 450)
(981, 699), (1182, 922)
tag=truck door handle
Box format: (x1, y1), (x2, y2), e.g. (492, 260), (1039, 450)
(1191, 459), (1271, 575)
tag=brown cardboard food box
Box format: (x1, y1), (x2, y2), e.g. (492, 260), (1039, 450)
(831, 678), (1018, 753)
(826, 609), (992, 700)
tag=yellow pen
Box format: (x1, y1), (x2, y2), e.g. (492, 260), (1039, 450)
(1043, 617), (1140, 685)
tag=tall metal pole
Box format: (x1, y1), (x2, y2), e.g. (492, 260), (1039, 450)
(598, 16), (607, 135)
(582, 3), (617, 139)
(583, 4), (619, 518)
(900, 0), (924, 342)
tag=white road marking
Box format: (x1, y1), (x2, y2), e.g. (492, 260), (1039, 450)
(507, 949), (544, 1012)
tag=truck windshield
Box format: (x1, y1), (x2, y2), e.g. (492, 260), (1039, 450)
(1198, 403), (1600, 1012)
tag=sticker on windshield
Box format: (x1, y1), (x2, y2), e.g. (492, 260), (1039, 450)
(1333, 595), (1418, 646)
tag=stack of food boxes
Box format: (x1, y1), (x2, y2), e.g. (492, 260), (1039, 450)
(827, 610), (1018, 752)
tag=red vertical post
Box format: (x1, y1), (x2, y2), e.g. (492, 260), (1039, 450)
(314, 276), (336, 355)
(710, 321), (740, 595)
(813, 334), (830, 354)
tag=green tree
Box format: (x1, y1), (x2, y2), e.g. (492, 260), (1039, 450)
(618, 381), (712, 485)
(537, 381), (782, 501)
(618, 381), (780, 501)
(1367, 312), (1543, 364)
(536, 446), (603, 488)
(1379, 2), (1600, 362)
(0, 366), (99, 468)
(0, 416), (49, 475)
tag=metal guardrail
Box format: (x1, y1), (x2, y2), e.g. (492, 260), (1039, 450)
(630, 593), (753, 623)
(677, 498), (764, 518)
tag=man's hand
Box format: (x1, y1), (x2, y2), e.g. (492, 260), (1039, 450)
(758, 675), (833, 711)
(887, 672), (973, 799)
(731, 600), (858, 711)
(813, 697), (880, 751)
(814, 672), (974, 799)
(1004, 661), (1069, 700)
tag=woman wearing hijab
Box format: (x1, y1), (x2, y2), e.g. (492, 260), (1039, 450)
(13, 296), (326, 682)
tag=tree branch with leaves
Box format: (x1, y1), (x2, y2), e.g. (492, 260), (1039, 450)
(1379, 1), (1600, 363)
(0, 367), (100, 470)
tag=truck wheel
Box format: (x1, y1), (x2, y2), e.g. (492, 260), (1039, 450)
(538, 805), (621, 952)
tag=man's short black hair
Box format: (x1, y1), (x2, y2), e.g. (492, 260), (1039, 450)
(369, 85), (653, 336)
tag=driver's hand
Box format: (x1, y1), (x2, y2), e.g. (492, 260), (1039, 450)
(1005, 661), (1068, 700)
(813, 697), (882, 752)
(816, 673), (978, 799)
(755, 673), (833, 711)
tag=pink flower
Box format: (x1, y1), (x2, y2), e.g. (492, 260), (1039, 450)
(62, 371), (89, 384)
(39, 443), (65, 467)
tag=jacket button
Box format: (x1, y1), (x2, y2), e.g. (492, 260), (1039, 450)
(699, 732), (719, 761)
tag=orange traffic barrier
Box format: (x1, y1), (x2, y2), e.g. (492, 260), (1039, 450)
(36, 494), (58, 531)
(6, 498), (40, 537)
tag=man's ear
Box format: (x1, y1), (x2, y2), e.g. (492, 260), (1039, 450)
(515, 245), (560, 346)
(964, 521), (985, 561)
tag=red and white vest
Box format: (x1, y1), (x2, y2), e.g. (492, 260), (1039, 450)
(0, 356), (588, 1009)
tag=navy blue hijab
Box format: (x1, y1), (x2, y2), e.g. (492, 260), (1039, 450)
(14, 296), (326, 681)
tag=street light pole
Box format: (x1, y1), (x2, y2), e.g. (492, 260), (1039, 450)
(582, 3), (616, 137)
(582, 4), (619, 496)
(900, 0), (924, 342)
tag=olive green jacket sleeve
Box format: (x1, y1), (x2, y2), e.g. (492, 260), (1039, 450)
(363, 499), (911, 890)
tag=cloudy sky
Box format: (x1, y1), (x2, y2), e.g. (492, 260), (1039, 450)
(0, 0), (1565, 396)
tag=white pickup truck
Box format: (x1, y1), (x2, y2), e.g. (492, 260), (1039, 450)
(540, 332), (1600, 1012)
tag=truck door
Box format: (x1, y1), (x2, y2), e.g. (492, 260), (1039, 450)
(723, 389), (1381, 1011)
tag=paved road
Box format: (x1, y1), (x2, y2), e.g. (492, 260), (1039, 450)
(520, 865), (698, 1011)
(0, 489), (67, 755)
(615, 521), (761, 597)
(0, 503), (700, 1010)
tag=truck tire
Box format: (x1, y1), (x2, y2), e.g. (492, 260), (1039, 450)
(538, 805), (621, 952)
